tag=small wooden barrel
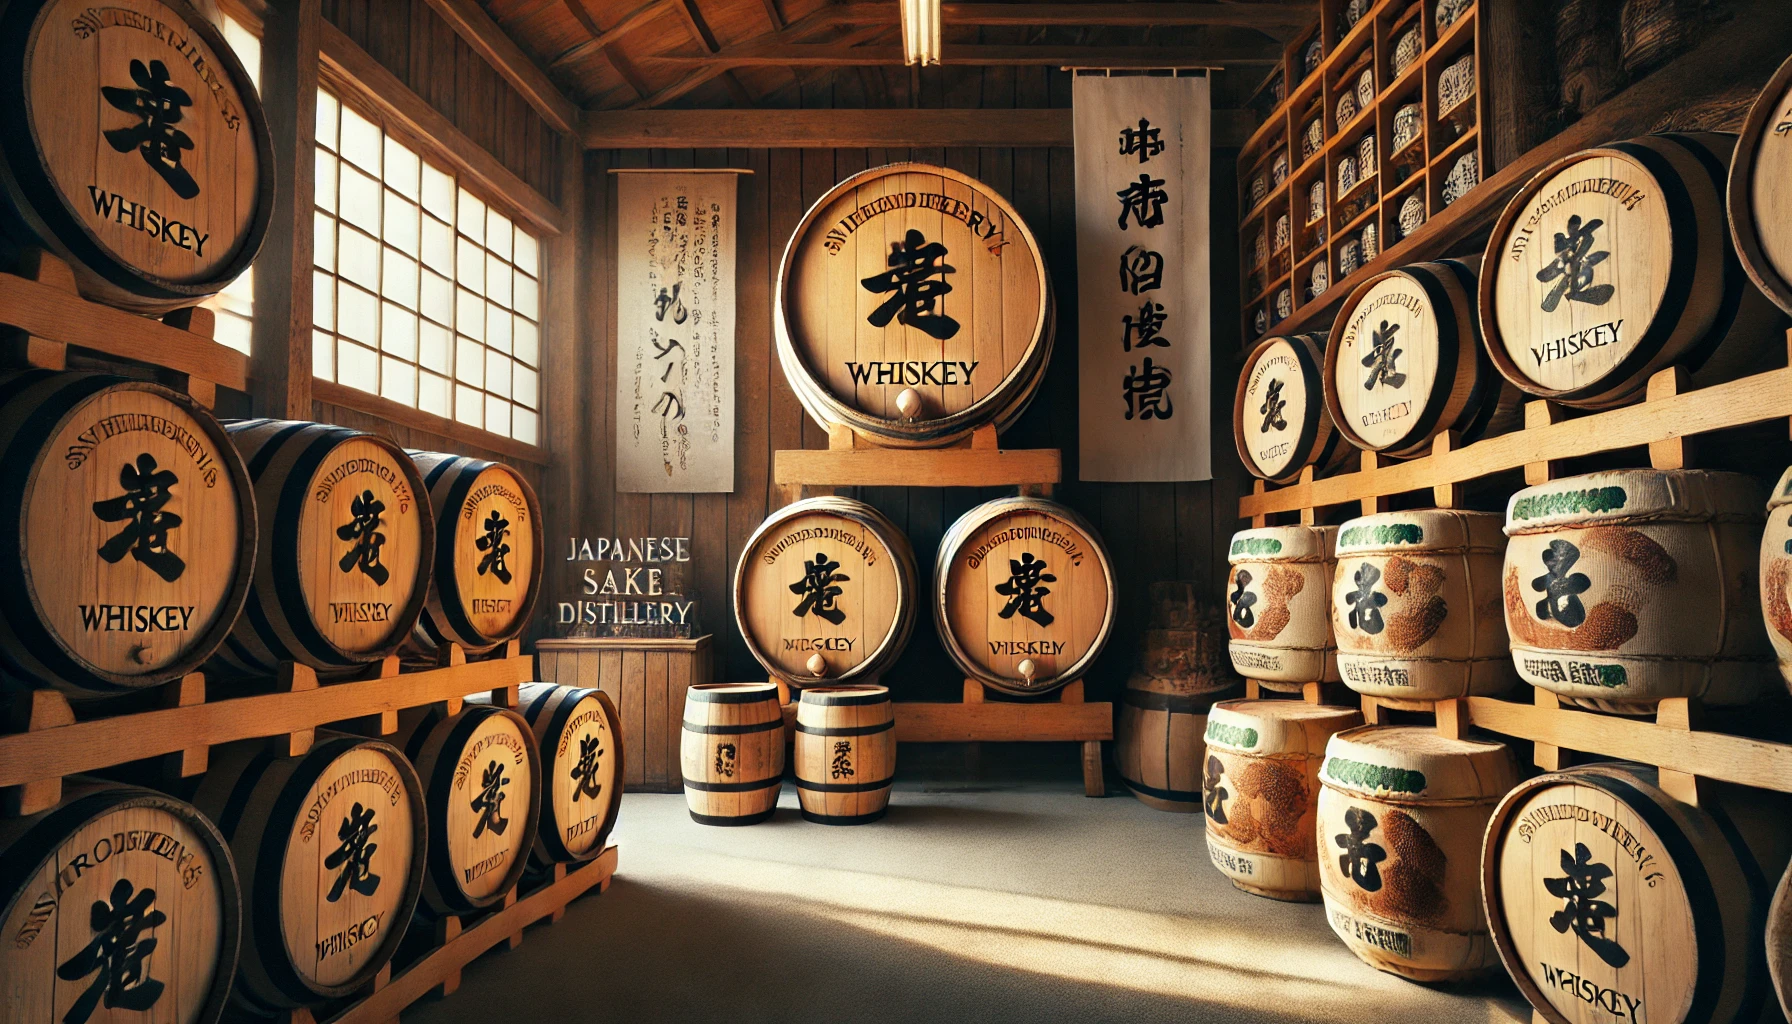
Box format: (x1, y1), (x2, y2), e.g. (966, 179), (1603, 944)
(1235, 333), (1352, 482)
(1227, 525), (1341, 690)
(405, 452), (542, 657)
(0, 782), (239, 1024)
(396, 704), (541, 916)
(0, 371), (254, 699)
(1203, 699), (1363, 901)
(188, 734), (424, 1015)
(1484, 763), (1788, 1024)
(794, 685), (895, 825)
(1114, 669), (1242, 813)
(1318, 725), (1518, 981)
(211, 420), (433, 677)
(1772, 862), (1792, 1019)
(1332, 510), (1516, 702)
(734, 497), (917, 689)
(1323, 256), (1519, 458)
(681, 683), (785, 826)
(1731, 55), (1792, 316)
(1483, 132), (1786, 409)
(934, 496), (1116, 696)
(0, 0), (273, 312)
(1760, 467), (1792, 698)
(775, 162), (1054, 448)
(510, 683), (624, 867)
(1506, 470), (1772, 715)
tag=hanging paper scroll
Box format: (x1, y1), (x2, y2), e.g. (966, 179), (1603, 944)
(615, 170), (739, 492)
(1074, 73), (1213, 481)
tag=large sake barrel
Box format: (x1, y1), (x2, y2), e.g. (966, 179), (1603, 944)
(794, 684), (895, 825)
(1318, 725), (1518, 981)
(0, 0), (273, 313)
(1114, 667), (1242, 813)
(187, 734), (423, 1015)
(1731, 55), (1792, 316)
(1506, 470), (1773, 715)
(1203, 699), (1362, 901)
(774, 162), (1054, 447)
(1234, 333), (1352, 482)
(935, 496), (1116, 696)
(1227, 525), (1341, 690)
(0, 372), (254, 699)
(734, 497), (917, 688)
(0, 782), (239, 1024)
(1760, 467), (1792, 697)
(1483, 132), (1786, 409)
(507, 683), (623, 867)
(1323, 257), (1519, 458)
(1332, 510), (1516, 702)
(1484, 763), (1790, 1024)
(396, 704), (541, 916)
(404, 452), (542, 657)
(211, 421), (433, 677)
(1772, 863), (1792, 1018)
(681, 683), (785, 826)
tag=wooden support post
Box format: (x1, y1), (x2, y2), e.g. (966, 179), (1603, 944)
(1360, 694), (1383, 725)
(1523, 400), (1566, 485)
(1297, 467), (1317, 525)
(253, 0), (320, 419)
(279, 662), (320, 756)
(1359, 450), (1388, 515)
(433, 915), (463, 997)
(1532, 687), (1570, 770)
(0, 328), (66, 371)
(1244, 678), (1262, 699)
(1302, 681), (1323, 704)
(1434, 698), (1467, 740)
(1646, 367), (1695, 470)
(548, 862), (569, 923)
(1431, 432), (1460, 508)
(162, 674), (209, 777)
(504, 888), (523, 949)
(1250, 479), (1268, 528)
(1655, 697), (1703, 806)
(4, 690), (73, 816)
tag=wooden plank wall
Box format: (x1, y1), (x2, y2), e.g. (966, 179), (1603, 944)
(548, 68), (1248, 704)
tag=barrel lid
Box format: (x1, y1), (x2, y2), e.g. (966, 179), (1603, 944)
(687, 682), (781, 704)
(1321, 725), (1516, 802)
(1207, 698), (1362, 756)
(1731, 54), (1792, 316)
(1325, 262), (1474, 454)
(1236, 333), (1328, 481)
(799, 684), (889, 706)
(1508, 469), (1766, 533)
(1335, 509), (1504, 555)
(1766, 466), (1792, 512)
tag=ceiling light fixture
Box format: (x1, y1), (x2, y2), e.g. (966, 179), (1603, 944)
(901, 0), (941, 67)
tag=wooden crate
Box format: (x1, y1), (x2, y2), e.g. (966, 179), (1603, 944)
(536, 636), (714, 793)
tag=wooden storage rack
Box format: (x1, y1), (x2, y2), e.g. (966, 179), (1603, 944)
(774, 423), (1112, 797)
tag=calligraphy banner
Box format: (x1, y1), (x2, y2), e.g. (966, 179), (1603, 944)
(1074, 74), (1212, 482)
(615, 171), (739, 492)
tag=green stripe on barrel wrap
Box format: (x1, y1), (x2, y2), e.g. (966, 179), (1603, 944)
(681, 683), (785, 826)
(1227, 525), (1340, 690)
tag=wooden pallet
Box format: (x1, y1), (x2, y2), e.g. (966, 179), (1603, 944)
(773, 423), (1112, 797)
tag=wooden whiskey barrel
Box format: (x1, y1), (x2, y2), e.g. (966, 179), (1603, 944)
(1483, 132), (1786, 409)
(1235, 333), (1352, 482)
(1332, 510), (1517, 702)
(508, 683), (623, 867)
(1731, 55), (1792, 316)
(1762, 468), (1792, 699)
(1772, 862), (1792, 1019)
(210, 420), (433, 678)
(1203, 699), (1363, 901)
(0, 371), (254, 699)
(774, 162), (1054, 448)
(396, 704), (541, 916)
(1324, 256), (1519, 458)
(794, 684), (895, 825)
(0, 0), (273, 313)
(1318, 725), (1518, 981)
(734, 497), (917, 688)
(1484, 763), (1788, 1024)
(187, 734), (424, 1015)
(0, 782), (239, 1024)
(1227, 525), (1341, 690)
(1506, 469), (1773, 715)
(935, 496), (1116, 696)
(404, 452), (542, 658)
(681, 682), (785, 826)
(1114, 669), (1242, 813)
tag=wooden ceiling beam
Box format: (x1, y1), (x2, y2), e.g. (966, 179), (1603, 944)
(818, 2), (1311, 31)
(758, 0), (785, 31)
(669, 0), (757, 107)
(644, 43), (1284, 68)
(580, 106), (1256, 148)
(418, 0), (579, 133)
(628, 23), (885, 109)
(551, 0), (670, 69)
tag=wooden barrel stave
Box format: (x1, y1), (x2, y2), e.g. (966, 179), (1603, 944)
(505, 683), (624, 867)
(794, 685), (895, 825)
(1227, 525), (1341, 690)
(1114, 671), (1242, 813)
(1235, 332), (1353, 482)
(681, 682), (785, 826)
(404, 452), (542, 658)
(1731, 55), (1792, 318)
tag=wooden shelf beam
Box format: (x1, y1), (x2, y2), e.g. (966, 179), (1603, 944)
(775, 445), (1061, 489)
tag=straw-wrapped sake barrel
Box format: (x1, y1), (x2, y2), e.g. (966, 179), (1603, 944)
(1772, 864), (1792, 1018)
(1318, 726), (1518, 981)
(0, 782), (239, 1024)
(1234, 333), (1352, 482)
(187, 735), (423, 1015)
(1731, 55), (1792, 316)
(1323, 257), (1519, 459)
(734, 497), (917, 688)
(794, 685), (895, 825)
(681, 683), (785, 826)
(500, 683), (623, 868)
(775, 162), (1054, 448)
(396, 704), (540, 916)
(405, 452), (542, 657)
(212, 421), (433, 677)
(1483, 132), (1786, 409)
(935, 497), (1115, 696)
(1332, 510), (1516, 702)
(1203, 700), (1362, 901)
(0, 372), (254, 699)
(1484, 764), (1791, 1024)
(1227, 525), (1341, 689)
(1506, 470), (1773, 714)
(1757, 467), (1792, 697)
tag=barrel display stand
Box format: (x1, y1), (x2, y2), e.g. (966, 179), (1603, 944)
(773, 423), (1111, 796)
